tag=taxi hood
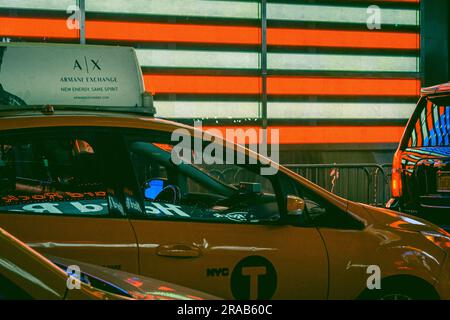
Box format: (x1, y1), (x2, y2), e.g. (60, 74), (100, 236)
(361, 204), (442, 233)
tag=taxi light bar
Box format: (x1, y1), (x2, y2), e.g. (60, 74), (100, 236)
(0, 43), (153, 116)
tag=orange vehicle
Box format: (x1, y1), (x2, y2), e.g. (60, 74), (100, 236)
(1, 43), (450, 300)
(0, 227), (218, 300)
(387, 82), (450, 227)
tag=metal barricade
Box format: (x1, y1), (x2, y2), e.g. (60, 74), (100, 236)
(284, 163), (392, 207)
(205, 163), (393, 207)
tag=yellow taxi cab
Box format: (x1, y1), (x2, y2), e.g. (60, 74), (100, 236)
(0, 42), (450, 300)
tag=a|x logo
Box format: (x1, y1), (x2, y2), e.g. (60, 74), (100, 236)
(90, 59), (101, 71)
(73, 57), (101, 73)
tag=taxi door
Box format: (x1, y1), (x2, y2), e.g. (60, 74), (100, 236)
(0, 128), (139, 273)
(120, 133), (329, 299)
(130, 219), (328, 299)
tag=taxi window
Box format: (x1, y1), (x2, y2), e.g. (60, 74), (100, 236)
(191, 163), (275, 194)
(0, 136), (109, 216)
(126, 137), (280, 224)
(407, 99), (450, 148)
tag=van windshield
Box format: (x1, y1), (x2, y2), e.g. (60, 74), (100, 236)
(406, 97), (450, 148)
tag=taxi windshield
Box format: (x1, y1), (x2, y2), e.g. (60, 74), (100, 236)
(127, 137), (280, 224)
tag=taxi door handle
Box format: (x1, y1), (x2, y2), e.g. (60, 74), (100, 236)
(157, 244), (201, 258)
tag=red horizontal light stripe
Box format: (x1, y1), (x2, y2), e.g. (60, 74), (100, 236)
(268, 28), (419, 50)
(372, 0), (419, 2)
(268, 77), (420, 96)
(87, 20), (417, 50)
(144, 74), (420, 96)
(349, 0), (419, 2)
(0, 17), (77, 38)
(202, 126), (405, 144)
(144, 75), (261, 95)
(0, 17), (420, 50)
(86, 20), (260, 45)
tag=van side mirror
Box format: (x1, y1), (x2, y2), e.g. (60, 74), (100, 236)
(286, 195), (306, 216)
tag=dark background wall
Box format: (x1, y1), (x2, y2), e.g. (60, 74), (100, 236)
(421, 0), (449, 87)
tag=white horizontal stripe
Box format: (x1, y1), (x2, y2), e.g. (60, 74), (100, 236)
(268, 3), (419, 26)
(210, 246), (277, 252)
(136, 49), (260, 69)
(27, 242), (137, 248)
(154, 101), (416, 120)
(268, 103), (416, 119)
(0, 0), (73, 10)
(269, 53), (419, 72)
(155, 101), (260, 119)
(0, 1), (418, 27)
(86, 0), (259, 19)
(139, 243), (160, 249)
(137, 49), (417, 72)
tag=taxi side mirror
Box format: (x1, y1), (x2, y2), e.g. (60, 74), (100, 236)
(286, 195), (306, 217)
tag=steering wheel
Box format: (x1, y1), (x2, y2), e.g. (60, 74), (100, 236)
(154, 185), (182, 204)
